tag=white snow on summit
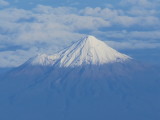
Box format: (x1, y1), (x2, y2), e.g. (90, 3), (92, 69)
(27, 35), (131, 67)
(56, 35), (131, 67)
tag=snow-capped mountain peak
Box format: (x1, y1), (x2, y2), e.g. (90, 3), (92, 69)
(25, 35), (131, 67)
(56, 35), (131, 67)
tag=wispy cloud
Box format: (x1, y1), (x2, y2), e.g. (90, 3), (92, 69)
(94, 30), (160, 40)
(106, 40), (160, 50)
(0, 0), (9, 7)
(119, 0), (160, 9)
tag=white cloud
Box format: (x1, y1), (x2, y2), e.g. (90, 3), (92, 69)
(81, 7), (160, 27)
(0, 48), (39, 67)
(80, 7), (120, 19)
(0, 5), (160, 67)
(128, 8), (158, 16)
(93, 30), (160, 40)
(120, 0), (158, 8)
(0, 0), (9, 6)
(0, 6), (111, 48)
(129, 31), (160, 39)
(34, 5), (76, 14)
(106, 40), (160, 50)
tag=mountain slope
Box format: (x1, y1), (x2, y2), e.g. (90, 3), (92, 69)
(0, 35), (160, 120)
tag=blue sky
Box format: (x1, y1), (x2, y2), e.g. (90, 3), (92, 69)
(0, 0), (160, 67)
